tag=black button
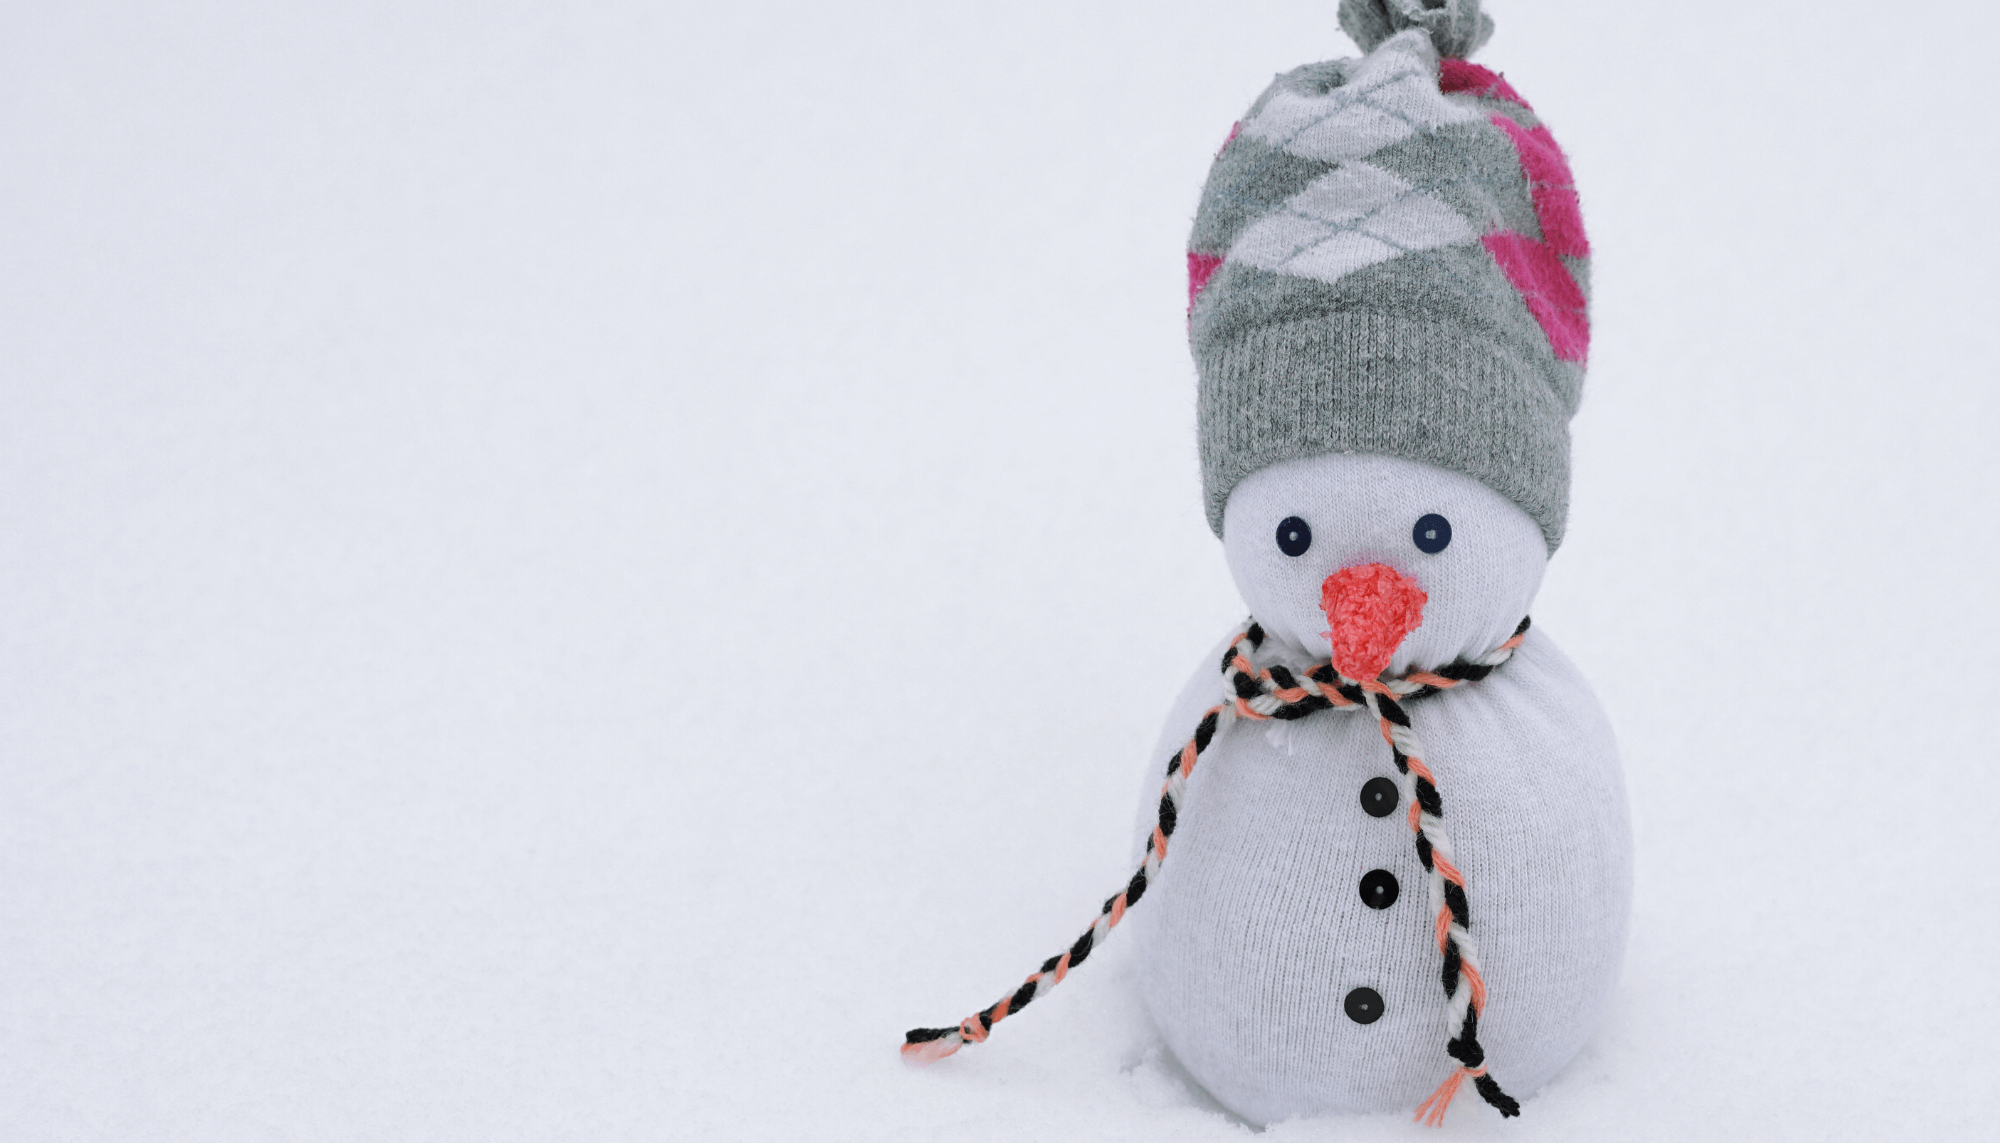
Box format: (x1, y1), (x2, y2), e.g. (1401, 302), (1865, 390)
(1344, 986), (1384, 1025)
(1275, 515), (1312, 557)
(1359, 868), (1399, 910)
(1359, 776), (1399, 818)
(1413, 513), (1452, 554)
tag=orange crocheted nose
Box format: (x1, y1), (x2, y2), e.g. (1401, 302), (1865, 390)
(1321, 563), (1428, 681)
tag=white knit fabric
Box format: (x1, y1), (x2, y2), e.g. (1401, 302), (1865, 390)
(1129, 454), (1631, 1125)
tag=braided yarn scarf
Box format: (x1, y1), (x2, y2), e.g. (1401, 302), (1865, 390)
(903, 617), (1534, 1124)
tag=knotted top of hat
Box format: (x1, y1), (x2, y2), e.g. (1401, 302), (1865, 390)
(1339, 0), (1493, 58)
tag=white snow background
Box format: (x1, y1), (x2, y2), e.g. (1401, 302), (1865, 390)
(3, 1), (1996, 1139)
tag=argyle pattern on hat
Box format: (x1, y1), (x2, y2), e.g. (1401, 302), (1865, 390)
(1188, 29), (1590, 550)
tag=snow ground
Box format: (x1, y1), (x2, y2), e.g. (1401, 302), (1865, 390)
(3, 1), (1996, 1139)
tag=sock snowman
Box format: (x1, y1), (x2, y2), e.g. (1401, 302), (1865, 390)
(905, 0), (1631, 1126)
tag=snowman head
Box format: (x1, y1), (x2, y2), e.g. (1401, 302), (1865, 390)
(1186, 24), (1594, 677)
(1222, 452), (1546, 678)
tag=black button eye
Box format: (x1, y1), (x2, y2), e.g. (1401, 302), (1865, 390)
(1412, 513), (1451, 554)
(1275, 516), (1312, 557)
(1344, 986), (1384, 1024)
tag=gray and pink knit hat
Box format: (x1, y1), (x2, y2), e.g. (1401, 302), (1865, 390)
(1188, 0), (1590, 551)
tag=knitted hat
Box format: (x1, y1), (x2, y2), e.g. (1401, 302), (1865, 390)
(1187, 0), (1590, 551)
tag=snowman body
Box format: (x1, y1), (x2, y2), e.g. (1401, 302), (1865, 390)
(1129, 453), (1632, 1124)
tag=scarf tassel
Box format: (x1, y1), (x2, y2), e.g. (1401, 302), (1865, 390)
(1413, 1065), (1523, 1126)
(1414, 1068), (1473, 1127)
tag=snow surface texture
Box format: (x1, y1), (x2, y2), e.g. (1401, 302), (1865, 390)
(1, 2), (1995, 1140)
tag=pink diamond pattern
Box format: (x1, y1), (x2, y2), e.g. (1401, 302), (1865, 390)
(1490, 115), (1589, 258)
(1438, 59), (1531, 110)
(1187, 251), (1224, 311)
(1483, 233), (1587, 363)
(1484, 109), (1591, 363)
